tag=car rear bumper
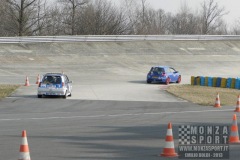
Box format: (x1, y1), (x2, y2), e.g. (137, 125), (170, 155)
(38, 88), (66, 96)
(147, 77), (167, 82)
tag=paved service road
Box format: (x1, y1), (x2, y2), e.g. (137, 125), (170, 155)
(0, 86), (239, 160)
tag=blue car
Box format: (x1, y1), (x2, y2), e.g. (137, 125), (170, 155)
(146, 66), (181, 85)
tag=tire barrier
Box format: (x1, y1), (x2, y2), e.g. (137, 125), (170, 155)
(208, 77), (213, 87)
(236, 78), (240, 89)
(200, 76), (205, 86)
(191, 76), (240, 89)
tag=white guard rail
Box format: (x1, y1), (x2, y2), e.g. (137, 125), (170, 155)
(0, 35), (240, 43)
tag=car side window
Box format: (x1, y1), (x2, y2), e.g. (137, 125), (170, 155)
(64, 76), (69, 83)
(170, 68), (176, 73)
(165, 68), (170, 73)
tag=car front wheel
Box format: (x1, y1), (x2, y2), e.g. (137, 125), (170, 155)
(177, 75), (181, 83)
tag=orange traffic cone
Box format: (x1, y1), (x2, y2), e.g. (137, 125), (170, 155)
(214, 93), (221, 108)
(229, 114), (240, 143)
(35, 74), (40, 85)
(19, 130), (31, 160)
(160, 122), (178, 157)
(234, 95), (240, 112)
(24, 76), (30, 86)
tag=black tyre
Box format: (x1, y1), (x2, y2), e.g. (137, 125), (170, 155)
(63, 91), (67, 99)
(176, 75), (181, 83)
(165, 77), (170, 85)
(147, 80), (152, 84)
(37, 95), (42, 98)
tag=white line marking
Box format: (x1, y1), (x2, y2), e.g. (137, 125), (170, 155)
(0, 69), (21, 76)
(232, 47), (240, 52)
(0, 109), (234, 121)
(0, 119), (21, 121)
(29, 115), (106, 120)
(108, 113), (140, 117)
(187, 48), (205, 50)
(143, 109), (233, 115)
(9, 50), (32, 53)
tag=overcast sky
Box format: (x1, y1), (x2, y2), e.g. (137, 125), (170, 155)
(111, 0), (240, 26)
(52, 0), (240, 26)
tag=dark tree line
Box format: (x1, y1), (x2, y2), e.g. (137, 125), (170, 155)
(0, 0), (238, 36)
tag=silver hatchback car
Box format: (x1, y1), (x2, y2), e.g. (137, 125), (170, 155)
(37, 73), (72, 98)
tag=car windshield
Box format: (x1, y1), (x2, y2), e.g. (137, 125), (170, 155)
(151, 67), (164, 74)
(42, 76), (62, 84)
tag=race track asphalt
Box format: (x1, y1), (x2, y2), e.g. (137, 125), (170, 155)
(0, 40), (240, 159)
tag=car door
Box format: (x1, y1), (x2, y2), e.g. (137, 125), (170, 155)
(64, 75), (72, 94)
(169, 67), (178, 81)
(165, 67), (173, 81)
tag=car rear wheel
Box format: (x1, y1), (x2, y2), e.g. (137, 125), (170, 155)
(147, 80), (152, 84)
(63, 91), (67, 99)
(37, 95), (42, 98)
(165, 77), (170, 85)
(177, 75), (181, 83)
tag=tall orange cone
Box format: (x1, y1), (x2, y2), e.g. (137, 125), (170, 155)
(35, 74), (40, 85)
(234, 95), (240, 112)
(229, 114), (240, 143)
(24, 76), (30, 86)
(214, 93), (221, 108)
(160, 122), (178, 157)
(19, 130), (31, 160)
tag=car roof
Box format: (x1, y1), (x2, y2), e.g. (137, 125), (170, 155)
(44, 73), (65, 76)
(152, 66), (170, 68)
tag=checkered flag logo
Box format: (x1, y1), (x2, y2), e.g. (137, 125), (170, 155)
(179, 125), (191, 145)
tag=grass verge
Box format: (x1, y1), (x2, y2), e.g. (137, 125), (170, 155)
(0, 84), (20, 99)
(166, 84), (240, 106)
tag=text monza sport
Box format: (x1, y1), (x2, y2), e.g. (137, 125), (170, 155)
(189, 126), (228, 144)
(178, 125), (229, 159)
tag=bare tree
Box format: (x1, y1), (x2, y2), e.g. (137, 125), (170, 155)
(213, 19), (228, 34)
(231, 18), (240, 35)
(34, 0), (48, 35)
(121, 0), (139, 34)
(75, 0), (127, 35)
(58, 0), (88, 35)
(136, 8), (169, 34)
(0, 0), (233, 36)
(155, 9), (169, 34)
(169, 3), (199, 34)
(0, 1), (8, 36)
(135, 0), (149, 34)
(5, 0), (48, 36)
(43, 5), (66, 35)
(200, 0), (228, 34)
